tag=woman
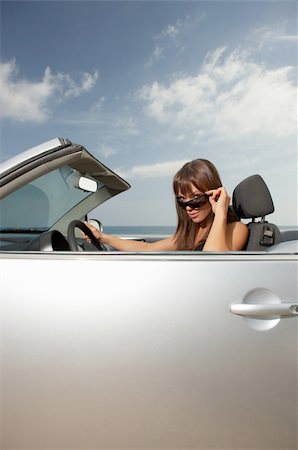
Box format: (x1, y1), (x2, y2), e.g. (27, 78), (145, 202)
(84, 159), (249, 251)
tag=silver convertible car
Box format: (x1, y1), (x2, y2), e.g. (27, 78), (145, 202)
(0, 138), (297, 450)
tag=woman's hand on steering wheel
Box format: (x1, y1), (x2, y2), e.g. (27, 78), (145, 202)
(67, 220), (105, 251)
(82, 221), (103, 243)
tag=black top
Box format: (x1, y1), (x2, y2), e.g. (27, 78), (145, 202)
(194, 241), (205, 251)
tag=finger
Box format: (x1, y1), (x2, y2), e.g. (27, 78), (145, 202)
(205, 188), (221, 198)
(210, 192), (220, 202)
(208, 195), (217, 206)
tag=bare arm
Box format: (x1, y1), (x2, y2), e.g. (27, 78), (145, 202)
(227, 221), (249, 251)
(84, 222), (177, 251)
(203, 187), (249, 251)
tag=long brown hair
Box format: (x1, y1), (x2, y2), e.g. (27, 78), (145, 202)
(173, 159), (238, 250)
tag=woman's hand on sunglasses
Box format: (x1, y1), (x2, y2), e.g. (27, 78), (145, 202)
(205, 187), (230, 216)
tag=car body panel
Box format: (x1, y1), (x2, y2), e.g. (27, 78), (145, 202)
(1, 251), (297, 449)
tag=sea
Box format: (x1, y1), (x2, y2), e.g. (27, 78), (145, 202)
(104, 225), (296, 236)
(104, 225), (175, 235)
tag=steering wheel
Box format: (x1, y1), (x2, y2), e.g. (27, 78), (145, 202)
(67, 220), (106, 251)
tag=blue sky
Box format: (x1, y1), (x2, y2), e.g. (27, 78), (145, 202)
(1, 0), (297, 226)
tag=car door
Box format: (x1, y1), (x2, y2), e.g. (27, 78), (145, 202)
(0, 251), (297, 449)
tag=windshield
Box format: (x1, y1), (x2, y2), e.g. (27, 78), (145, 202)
(0, 166), (101, 231)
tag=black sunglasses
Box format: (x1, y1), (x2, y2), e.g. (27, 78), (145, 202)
(176, 193), (210, 210)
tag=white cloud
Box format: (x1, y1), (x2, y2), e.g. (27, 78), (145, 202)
(145, 15), (199, 68)
(0, 60), (98, 122)
(254, 25), (298, 48)
(116, 159), (188, 180)
(158, 14), (205, 41)
(60, 70), (98, 98)
(138, 47), (297, 139)
(89, 97), (106, 114)
(114, 116), (139, 136)
(99, 145), (118, 159)
(160, 23), (181, 39)
(145, 46), (164, 68)
(0, 61), (53, 122)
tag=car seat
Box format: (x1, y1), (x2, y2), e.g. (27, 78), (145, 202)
(232, 174), (282, 251)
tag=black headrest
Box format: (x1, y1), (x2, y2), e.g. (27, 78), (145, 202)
(232, 175), (274, 219)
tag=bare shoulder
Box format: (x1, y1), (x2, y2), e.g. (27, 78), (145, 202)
(227, 221), (249, 250)
(227, 221), (248, 234)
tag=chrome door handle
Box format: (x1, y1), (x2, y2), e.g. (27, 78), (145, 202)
(230, 303), (298, 318)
